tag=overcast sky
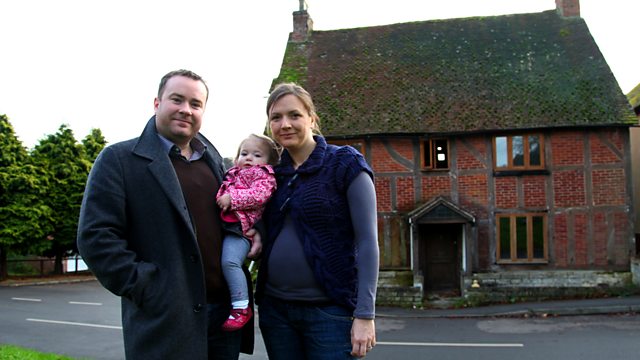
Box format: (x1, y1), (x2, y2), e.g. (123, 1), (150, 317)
(1, 0), (637, 158)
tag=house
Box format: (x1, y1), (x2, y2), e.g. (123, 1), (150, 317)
(271, 0), (638, 305)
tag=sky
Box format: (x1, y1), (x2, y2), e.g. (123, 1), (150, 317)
(1, 0), (638, 158)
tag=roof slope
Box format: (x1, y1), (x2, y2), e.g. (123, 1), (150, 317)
(273, 10), (636, 136)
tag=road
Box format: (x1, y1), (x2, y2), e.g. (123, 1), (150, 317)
(0, 281), (123, 359)
(1, 282), (639, 359)
(369, 314), (640, 359)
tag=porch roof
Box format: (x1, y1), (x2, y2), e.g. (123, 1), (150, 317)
(408, 196), (475, 224)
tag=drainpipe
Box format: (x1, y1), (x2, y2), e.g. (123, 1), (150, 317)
(408, 217), (414, 270)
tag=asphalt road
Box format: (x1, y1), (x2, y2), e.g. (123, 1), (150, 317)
(0, 281), (123, 359)
(1, 282), (639, 360)
(369, 314), (640, 360)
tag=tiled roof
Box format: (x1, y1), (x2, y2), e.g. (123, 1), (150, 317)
(272, 10), (636, 136)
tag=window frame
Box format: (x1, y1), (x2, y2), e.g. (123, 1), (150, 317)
(493, 133), (545, 170)
(496, 213), (548, 264)
(420, 138), (449, 171)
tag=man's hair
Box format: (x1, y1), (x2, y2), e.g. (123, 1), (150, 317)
(157, 69), (209, 101)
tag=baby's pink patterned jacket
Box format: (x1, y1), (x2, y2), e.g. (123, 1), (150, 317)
(216, 164), (277, 236)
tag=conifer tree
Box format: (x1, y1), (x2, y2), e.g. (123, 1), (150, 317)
(0, 115), (52, 279)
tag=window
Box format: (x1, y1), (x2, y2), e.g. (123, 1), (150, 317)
(494, 134), (544, 170)
(328, 139), (366, 157)
(421, 139), (449, 170)
(496, 213), (548, 263)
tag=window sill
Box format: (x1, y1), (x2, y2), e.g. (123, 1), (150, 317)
(420, 168), (450, 172)
(493, 169), (549, 177)
(496, 260), (549, 265)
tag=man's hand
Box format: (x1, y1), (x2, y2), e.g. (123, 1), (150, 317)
(216, 194), (231, 212)
(245, 228), (262, 259)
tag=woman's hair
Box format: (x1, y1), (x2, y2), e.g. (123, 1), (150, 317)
(236, 133), (280, 166)
(265, 83), (321, 136)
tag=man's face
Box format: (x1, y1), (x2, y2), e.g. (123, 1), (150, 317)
(154, 75), (207, 146)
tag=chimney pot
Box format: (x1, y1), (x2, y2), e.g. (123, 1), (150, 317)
(556, 0), (580, 17)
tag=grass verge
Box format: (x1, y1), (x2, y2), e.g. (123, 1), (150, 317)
(0, 344), (74, 360)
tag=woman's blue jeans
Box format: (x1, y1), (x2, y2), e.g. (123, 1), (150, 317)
(258, 294), (355, 360)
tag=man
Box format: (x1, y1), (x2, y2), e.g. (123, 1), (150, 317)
(77, 69), (256, 359)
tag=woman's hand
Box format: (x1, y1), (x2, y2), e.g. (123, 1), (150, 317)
(350, 318), (376, 358)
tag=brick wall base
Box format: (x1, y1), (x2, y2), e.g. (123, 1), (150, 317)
(376, 270), (422, 307)
(375, 269), (639, 307)
(376, 286), (423, 307)
(462, 270), (636, 302)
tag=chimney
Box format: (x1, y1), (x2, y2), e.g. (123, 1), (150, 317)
(292, 0), (313, 42)
(556, 0), (580, 17)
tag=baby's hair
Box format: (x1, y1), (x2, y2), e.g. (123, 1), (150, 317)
(236, 134), (281, 166)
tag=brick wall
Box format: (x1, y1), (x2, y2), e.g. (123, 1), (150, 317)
(371, 138), (412, 173)
(457, 137), (487, 170)
(338, 127), (633, 276)
(553, 170), (586, 206)
(523, 175), (546, 207)
(592, 168), (626, 205)
(458, 173), (489, 217)
(421, 175), (451, 201)
(495, 177), (517, 208)
(591, 132), (623, 164)
(551, 131), (584, 165)
(396, 176), (415, 212)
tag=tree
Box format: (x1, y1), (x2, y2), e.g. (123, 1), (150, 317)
(30, 125), (91, 274)
(0, 115), (53, 279)
(82, 128), (107, 162)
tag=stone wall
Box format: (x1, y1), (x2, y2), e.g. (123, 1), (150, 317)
(376, 270), (422, 307)
(462, 270), (635, 301)
(376, 286), (422, 307)
(375, 269), (639, 307)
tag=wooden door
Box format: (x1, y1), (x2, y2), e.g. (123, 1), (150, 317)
(420, 224), (460, 293)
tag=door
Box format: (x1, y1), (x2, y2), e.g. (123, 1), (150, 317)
(420, 223), (460, 293)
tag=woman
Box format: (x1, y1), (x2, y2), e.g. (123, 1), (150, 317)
(256, 83), (379, 359)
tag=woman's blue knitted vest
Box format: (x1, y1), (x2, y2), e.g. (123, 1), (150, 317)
(258, 136), (373, 310)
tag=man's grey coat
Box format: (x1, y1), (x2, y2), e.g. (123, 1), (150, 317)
(77, 117), (253, 359)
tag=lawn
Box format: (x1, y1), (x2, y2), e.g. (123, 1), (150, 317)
(0, 345), (74, 360)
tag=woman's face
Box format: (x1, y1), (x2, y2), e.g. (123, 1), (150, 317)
(268, 94), (315, 152)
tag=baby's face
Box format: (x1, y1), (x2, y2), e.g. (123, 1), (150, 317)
(236, 137), (270, 168)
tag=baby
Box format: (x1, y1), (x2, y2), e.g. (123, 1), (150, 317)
(216, 133), (279, 331)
